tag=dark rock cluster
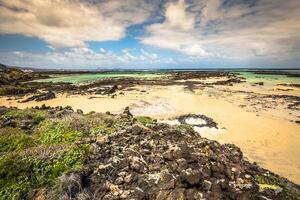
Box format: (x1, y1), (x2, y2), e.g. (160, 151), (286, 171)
(213, 78), (245, 86)
(177, 114), (218, 128)
(21, 90), (56, 102)
(49, 112), (299, 200)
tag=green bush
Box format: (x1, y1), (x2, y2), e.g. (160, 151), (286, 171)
(90, 125), (114, 135)
(176, 124), (193, 131)
(36, 121), (83, 144)
(0, 85), (34, 96)
(0, 128), (35, 153)
(0, 144), (91, 200)
(135, 116), (153, 126)
(85, 113), (120, 135)
(2, 109), (47, 125)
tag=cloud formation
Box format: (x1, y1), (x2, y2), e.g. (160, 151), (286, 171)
(0, 47), (176, 69)
(141, 0), (300, 60)
(141, 0), (211, 57)
(0, 0), (300, 68)
(0, 0), (155, 48)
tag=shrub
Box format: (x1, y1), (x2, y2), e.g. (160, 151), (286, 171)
(85, 113), (120, 135)
(0, 128), (35, 153)
(36, 120), (83, 144)
(0, 144), (91, 200)
(134, 116), (153, 126)
(176, 124), (193, 131)
(2, 109), (47, 125)
(0, 85), (35, 96)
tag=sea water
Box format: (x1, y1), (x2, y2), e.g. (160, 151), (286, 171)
(34, 72), (162, 84)
(236, 71), (300, 86)
(33, 70), (300, 85)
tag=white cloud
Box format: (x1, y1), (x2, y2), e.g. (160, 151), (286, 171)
(100, 48), (106, 53)
(0, 0), (155, 48)
(0, 47), (174, 69)
(141, 0), (300, 60)
(165, 0), (195, 31)
(141, 0), (209, 58)
(141, 49), (158, 60)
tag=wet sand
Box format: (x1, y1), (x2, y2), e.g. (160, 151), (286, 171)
(1, 83), (300, 184)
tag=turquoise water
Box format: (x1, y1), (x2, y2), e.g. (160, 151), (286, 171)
(236, 72), (300, 86)
(34, 71), (300, 85)
(35, 72), (162, 84)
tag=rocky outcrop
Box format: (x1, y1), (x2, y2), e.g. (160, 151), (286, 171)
(21, 91), (56, 102)
(48, 110), (299, 200)
(0, 106), (299, 199)
(177, 114), (218, 128)
(95, 85), (119, 95)
(0, 63), (47, 86)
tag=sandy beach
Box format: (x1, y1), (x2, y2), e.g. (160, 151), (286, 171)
(1, 80), (300, 184)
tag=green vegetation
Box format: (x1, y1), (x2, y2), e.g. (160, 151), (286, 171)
(1, 108), (47, 125)
(36, 120), (83, 144)
(254, 174), (300, 199)
(176, 124), (193, 131)
(88, 117), (115, 135)
(0, 144), (91, 200)
(0, 84), (34, 96)
(0, 108), (134, 199)
(86, 113), (127, 135)
(259, 183), (281, 191)
(0, 128), (35, 153)
(135, 116), (153, 126)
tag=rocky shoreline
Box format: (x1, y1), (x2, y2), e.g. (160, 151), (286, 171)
(252, 70), (300, 78)
(1, 64), (299, 120)
(1, 63), (245, 101)
(0, 106), (299, 199)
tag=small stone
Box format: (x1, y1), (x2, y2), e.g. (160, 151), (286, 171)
(76, 109), (83, 114)
(245, 174), (251, 179)
(202, 180), (212, 191)
(123, 106), (132, 117)
(129, 187), (145, 199)
(167, 188), (185, 200)
(124, 174), (133, 183)
(186, 189), (203, 200)
(158, 172), (176, 190)
(181, 168), (202, 185)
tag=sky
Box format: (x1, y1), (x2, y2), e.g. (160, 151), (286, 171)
(0, 0), (300, 69)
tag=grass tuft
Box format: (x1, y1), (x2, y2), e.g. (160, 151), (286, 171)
(134, 116), (153, 126)
(254, 174), (300, 199)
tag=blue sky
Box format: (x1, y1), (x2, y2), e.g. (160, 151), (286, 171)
(0, 0), (299, 69)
